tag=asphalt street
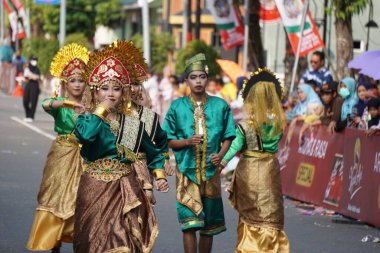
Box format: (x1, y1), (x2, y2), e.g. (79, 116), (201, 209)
(0, 94), (379, 253)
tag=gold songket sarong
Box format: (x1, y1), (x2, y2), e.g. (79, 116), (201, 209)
(73, 158), (158, 253)
(27, 134), (84, 250)
(229, 156), (290, 253)
(176, 168), (221, 216)
(133, 153), (156, 205)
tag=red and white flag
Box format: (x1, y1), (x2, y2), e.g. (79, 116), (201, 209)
(274, 0), (324, 56)
(3, 0), (27, 41)
(206, 0), (245, 50)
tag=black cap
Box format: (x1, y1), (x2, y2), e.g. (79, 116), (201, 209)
(321, 80), (338, 94)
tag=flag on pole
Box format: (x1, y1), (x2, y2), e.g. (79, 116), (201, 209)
(206, 0), (244, 50)
(2, 0), (27, 41)
(274, 0), (324, 56)
(260, 0), (281, 23)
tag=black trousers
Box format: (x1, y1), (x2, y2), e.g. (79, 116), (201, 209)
(23, 82), (39, 119)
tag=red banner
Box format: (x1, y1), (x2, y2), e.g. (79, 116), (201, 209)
(278, 123), (380, 227)
(260, 0), (281, 23)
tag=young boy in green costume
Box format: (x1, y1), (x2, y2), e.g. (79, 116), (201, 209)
(163, 53), (235, 253)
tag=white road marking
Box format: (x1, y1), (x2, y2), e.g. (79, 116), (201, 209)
(10, 116), (56, 140)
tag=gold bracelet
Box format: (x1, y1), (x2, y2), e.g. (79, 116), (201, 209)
(93, 105), (111, 121)
(220, 159), (228, 168)
(153, 169), (167, 181)
(62, 100), (76, 109)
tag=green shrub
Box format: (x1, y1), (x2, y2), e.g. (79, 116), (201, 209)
(64, 33), (92, 50)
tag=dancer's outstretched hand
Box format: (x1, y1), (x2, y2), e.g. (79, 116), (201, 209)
(156, 179), (169, 193)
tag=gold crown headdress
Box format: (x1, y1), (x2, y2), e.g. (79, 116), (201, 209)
(82, 40), (147, 90)
(50, 43), (90, 81)
(242, 67), (284, 101)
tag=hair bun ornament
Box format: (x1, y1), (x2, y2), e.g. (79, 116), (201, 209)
(242, 67), (284, 100)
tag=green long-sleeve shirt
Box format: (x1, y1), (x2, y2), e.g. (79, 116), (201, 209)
(163, 96), (236, 183)
(42, 97), (75, 134)
(75, 114), (165, 171)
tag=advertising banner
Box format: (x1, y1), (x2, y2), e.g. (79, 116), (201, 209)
(206, 0), (245, 50)
(278, 124), (380, 228)
(274, 0), (324, 56)
(34, 0), (60, 4)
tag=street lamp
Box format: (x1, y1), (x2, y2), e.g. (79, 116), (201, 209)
(365, 0), (378, 51)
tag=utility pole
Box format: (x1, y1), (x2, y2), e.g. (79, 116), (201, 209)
(195, 0), (201, 39)
(322, 0), (328, 44)
(141, 0), (150, 63)
(59, 0), (66, 47)
(182, 0), (189, 47)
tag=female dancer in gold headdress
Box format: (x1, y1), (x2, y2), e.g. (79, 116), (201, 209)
(126, 63), (172, 205)
(73, 40), (169, 253)
(27, 43), (90, 253)
(220, 68), (290, 253)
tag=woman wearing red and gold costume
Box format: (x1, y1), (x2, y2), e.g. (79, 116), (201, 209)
(73, 40), (169, 253)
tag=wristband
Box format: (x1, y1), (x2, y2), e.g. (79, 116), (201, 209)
(153, 169), (167, 181)
(93, 105), (111, 121)
(220, 159), (228, 168)
(62, 100), (76, 109)
(48, 99), (54, 110)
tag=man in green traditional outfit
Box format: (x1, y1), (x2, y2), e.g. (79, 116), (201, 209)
(163, 53), (236, 253)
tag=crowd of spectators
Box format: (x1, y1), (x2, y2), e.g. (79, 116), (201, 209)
(286, 50), (380, 139)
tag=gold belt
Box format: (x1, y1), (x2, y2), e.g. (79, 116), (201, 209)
(84, 158), (133, 183)
(56, 134), (79, 146)
(243, 150), (274, 158)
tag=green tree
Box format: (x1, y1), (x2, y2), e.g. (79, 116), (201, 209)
(175, 40), (221, 77)
(22, 39), (60, 75)
(131, 31), (175, 75)
(24, 0), (122, 39)
(329, 0), (370, 80)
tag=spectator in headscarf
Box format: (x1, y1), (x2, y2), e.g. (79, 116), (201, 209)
(294, 84), (324, 144)
(352, 83), (369, 129)
(336, 77), (359, 131)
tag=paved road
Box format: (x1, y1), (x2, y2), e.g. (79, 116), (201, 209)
(0, 94), (379, 253)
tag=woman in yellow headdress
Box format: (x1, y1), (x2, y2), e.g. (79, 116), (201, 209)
(220, 68), (290, 253)
(27, 43), (90, 252)
(73, 40), (169, 253)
